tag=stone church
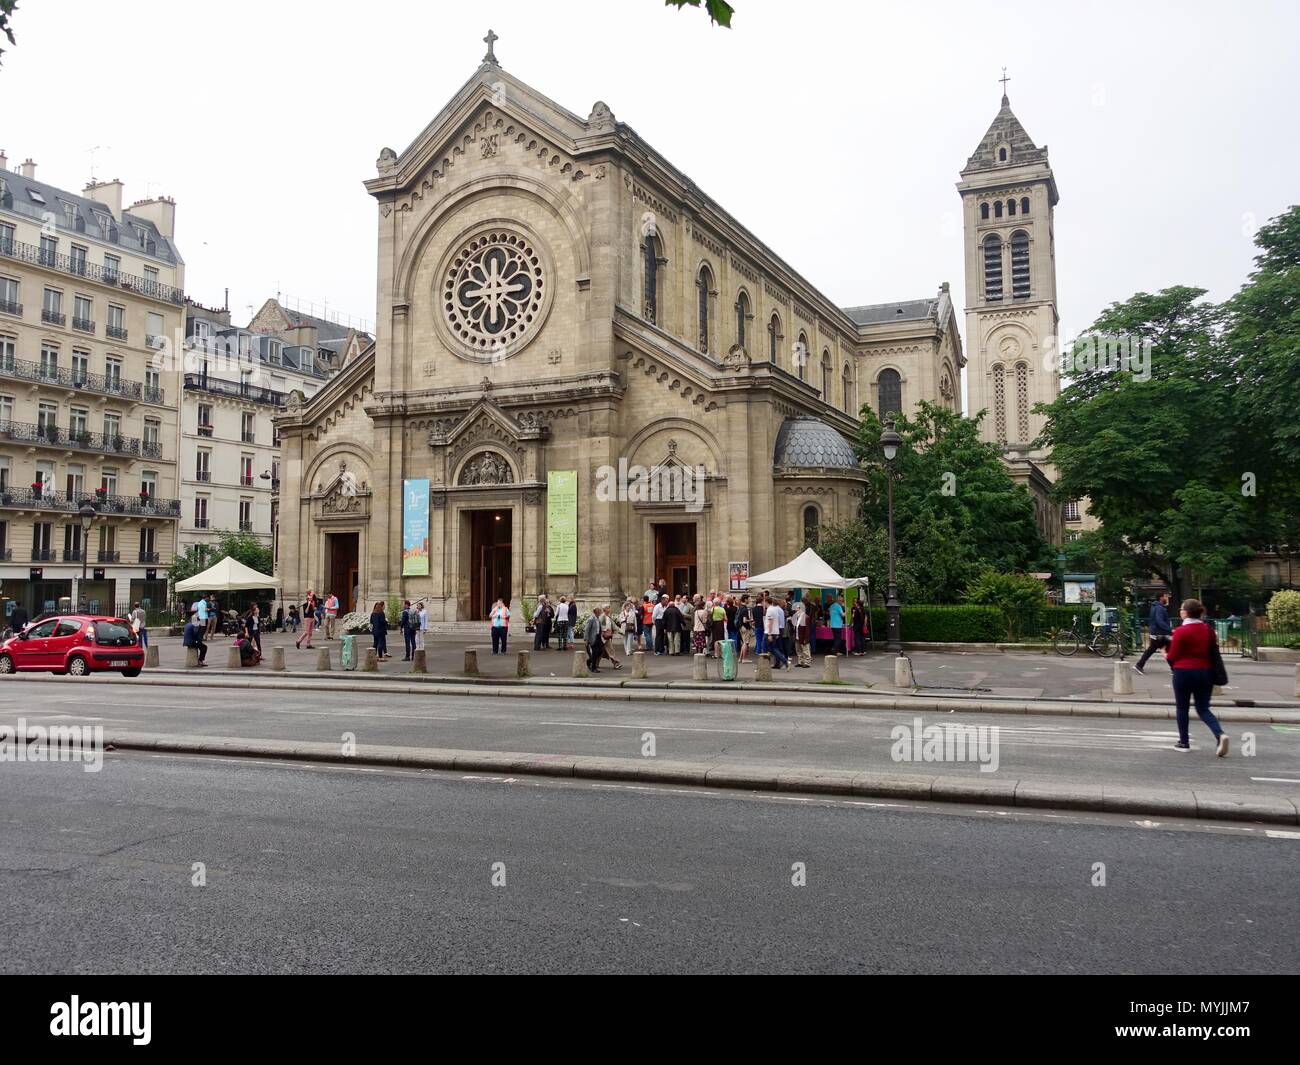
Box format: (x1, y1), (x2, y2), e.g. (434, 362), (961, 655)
(274, 37), (1057, 619)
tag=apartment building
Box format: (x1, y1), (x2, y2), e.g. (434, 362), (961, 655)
(0, 154), (183, 619)
(179, 302), (334, 557)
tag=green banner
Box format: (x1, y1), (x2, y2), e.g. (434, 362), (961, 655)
(547, 470), (577, 575)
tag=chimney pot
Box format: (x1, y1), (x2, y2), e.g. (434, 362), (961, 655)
(0, 150), (7, 171)
(20, 158), (36, 179)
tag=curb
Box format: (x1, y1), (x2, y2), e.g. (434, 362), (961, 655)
(101, 730), (1300, 826)
(41, 672), (1300, 723)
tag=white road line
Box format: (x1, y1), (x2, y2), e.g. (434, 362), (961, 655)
(538, 721), (766, 735)
(1251, 777), (1300, 784)
(1265, 830), (1300, 840)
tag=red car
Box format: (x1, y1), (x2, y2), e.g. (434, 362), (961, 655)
(0, 614), (144, 677)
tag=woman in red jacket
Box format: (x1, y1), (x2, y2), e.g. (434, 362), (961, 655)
(1165, 598), (1229, 756)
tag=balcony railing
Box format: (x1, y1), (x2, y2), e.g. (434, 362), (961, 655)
(0, 299), (21, 316)
(41, 309), (66, 326)
(240, 476), (254, 486)
(238, 521), (253, 532)
(240, 433), (256, 444)
(183, 373), (286, 407)
(195, 470), (211, 482)
(72, 317), (95, 333)
(64, 548), (84, 563)
(138, 551), (160, 563)
(193, 517), (210, 529)
(0, 236), (185, 304)
(97, 550), (121, 563)
(0, 548), (11, 561)
(31, 548), (56, 562)
(106, 324), (128, 340)
(0, 485), (181, 518)
(0, 419), (145, 456)
(0, 354), (147, 400)
(144, 385), (165, 404)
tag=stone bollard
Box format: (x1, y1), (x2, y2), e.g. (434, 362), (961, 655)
(693, 653), (709, 681)
(823, 654), (841, 683)
(632, 651), (647, 679)
(894, 655), (914, 687)
(1113, 660), (1134, 695)
(516, 650), (532, 678)
(145, 644), (159, 669)
(1295, 664), (1300, 699)
(316, 647), (331, 671)
(227, 646), (241, 669)
(271, 646), (285, 671)
(755, 653), (773, 682)
(571, 649), (589, 679)
(464, 649), (479, 676)
(412, 649), (427, 674)
(362, 648), (378, 672)
(185, 646), (199, 669)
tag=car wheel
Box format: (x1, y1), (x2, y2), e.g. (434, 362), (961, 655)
(121, 668), (141, 678)
(0, 654), (13, 674)
(67, 655), (89, 677)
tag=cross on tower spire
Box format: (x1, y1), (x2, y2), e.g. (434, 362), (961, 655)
(999, 67), (1010, 103)
(482, 28), (499, 65)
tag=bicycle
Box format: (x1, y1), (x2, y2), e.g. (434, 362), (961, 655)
(1051, 615), (1123, 658)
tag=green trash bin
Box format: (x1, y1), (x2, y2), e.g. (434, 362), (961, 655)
(720, 637), (737, 681)
(340, 634), (357, 671)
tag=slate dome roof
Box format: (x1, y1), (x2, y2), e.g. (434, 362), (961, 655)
(773, 417), (860, 469)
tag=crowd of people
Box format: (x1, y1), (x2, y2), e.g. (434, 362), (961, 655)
(492, 580), (870, 675)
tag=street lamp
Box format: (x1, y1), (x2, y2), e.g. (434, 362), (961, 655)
(77, 501), (96, 612)
(880, 421), (903, 654)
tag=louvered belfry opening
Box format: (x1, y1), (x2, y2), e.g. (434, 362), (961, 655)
(983, 235), (1003, 302)
(1011, 231), (1031, 299)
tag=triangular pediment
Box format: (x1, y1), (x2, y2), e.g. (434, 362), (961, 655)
(365, 62), (600, 205)
(429, 396), (549, 450)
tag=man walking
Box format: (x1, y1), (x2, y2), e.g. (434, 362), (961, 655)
(324, 592), (340, 639)
(1134, 591), (1174, 674)
(585, 606), (604, 674)
(764, 595), (788, 670)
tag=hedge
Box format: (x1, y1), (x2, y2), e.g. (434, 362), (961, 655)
(863, 603), (1096, 643)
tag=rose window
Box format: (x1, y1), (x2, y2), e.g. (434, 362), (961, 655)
(444, 232), (545, 351)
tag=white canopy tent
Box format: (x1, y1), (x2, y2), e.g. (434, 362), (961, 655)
(174, 556), (281, 593)
(741, 547), (869, 592)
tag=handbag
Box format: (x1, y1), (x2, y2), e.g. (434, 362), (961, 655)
(1209, 631), (1229, 687)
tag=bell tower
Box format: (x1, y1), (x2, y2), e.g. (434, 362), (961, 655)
(958, 77), (1060, 463)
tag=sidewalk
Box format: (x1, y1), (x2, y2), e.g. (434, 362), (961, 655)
(152, 630), (1300, 707)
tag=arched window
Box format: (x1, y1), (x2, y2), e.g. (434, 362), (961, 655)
(877, 368), (902, 418)
(994, 200), (1004, 219)
(1015, 361), (1030, 441)
(821, 349), (832, 402)
(842, 362), (854, 415)
(696, 265), (713, 353)
(768, 313), (781, 362)
(998, 146), (1008, 162)
(1007, 198), (1017, 216)
(983, 234), (1004, 302)
(796, 331), (809, 380)
(979, 202), (990, 221)
(992, 363), (1007, 444)
(735, 290), (750, 350)
(642, 233), (661, 325)
(803, 505), (820, 548)
(1010, 230), (1030, 299)
(1020, 196), (1030, 215)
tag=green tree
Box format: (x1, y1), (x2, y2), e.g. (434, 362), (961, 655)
(962, 570), (1048, 642)
(850, 401), (1050, 602)
(665, 0), (734, 27)
(0, 1), (17, 66)
(168, 530), (273, 594)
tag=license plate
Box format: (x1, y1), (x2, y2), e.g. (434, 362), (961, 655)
(109, 659), (128, 667)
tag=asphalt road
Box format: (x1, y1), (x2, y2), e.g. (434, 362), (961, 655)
(5, 678), (1299, 802)
(1, 751), (1295, 974)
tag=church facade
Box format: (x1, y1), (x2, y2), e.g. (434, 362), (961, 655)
(273, 41), (983, 620)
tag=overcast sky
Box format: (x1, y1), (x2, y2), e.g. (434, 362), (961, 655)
(4, 0), (1296, 352)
